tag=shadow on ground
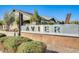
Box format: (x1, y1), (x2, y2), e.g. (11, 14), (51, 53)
(45, 50), (58, 53)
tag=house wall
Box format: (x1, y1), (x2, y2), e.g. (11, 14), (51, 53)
(0, 26), (3, 30)
(21, 32), (79, 53)
(14, 10), (32, 21)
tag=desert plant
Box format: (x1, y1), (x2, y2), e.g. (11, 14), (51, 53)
(17, 41), (46, 53)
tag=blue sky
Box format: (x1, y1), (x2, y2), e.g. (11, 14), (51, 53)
(0, 5), (79, 21)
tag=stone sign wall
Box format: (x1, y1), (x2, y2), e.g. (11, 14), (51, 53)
(21, 24), (79, 52)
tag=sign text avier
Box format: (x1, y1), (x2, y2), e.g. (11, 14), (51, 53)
(25, 25), (60, 33)
(21, 24), (79, 37)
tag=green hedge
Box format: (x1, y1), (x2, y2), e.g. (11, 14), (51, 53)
(17, 41), (46, 53)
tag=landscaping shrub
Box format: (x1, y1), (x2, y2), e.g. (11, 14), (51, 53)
(0, 36), (7, 52)
(12, 36), (32, 46)
(17, 41), (46, 53)
(0, 33), (6, 38)
(2, 36), (32, 52)
(0, 37), (8, 43)
(3, 37), (17, 52)
(0, 36), (46, 53)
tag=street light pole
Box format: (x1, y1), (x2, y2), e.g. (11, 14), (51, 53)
(18, 12), (23, 36)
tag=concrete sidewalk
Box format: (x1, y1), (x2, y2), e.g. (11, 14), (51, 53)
(0, 31), (18, 36)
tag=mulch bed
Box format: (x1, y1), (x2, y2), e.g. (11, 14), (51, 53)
(0, 43), (5, 52)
